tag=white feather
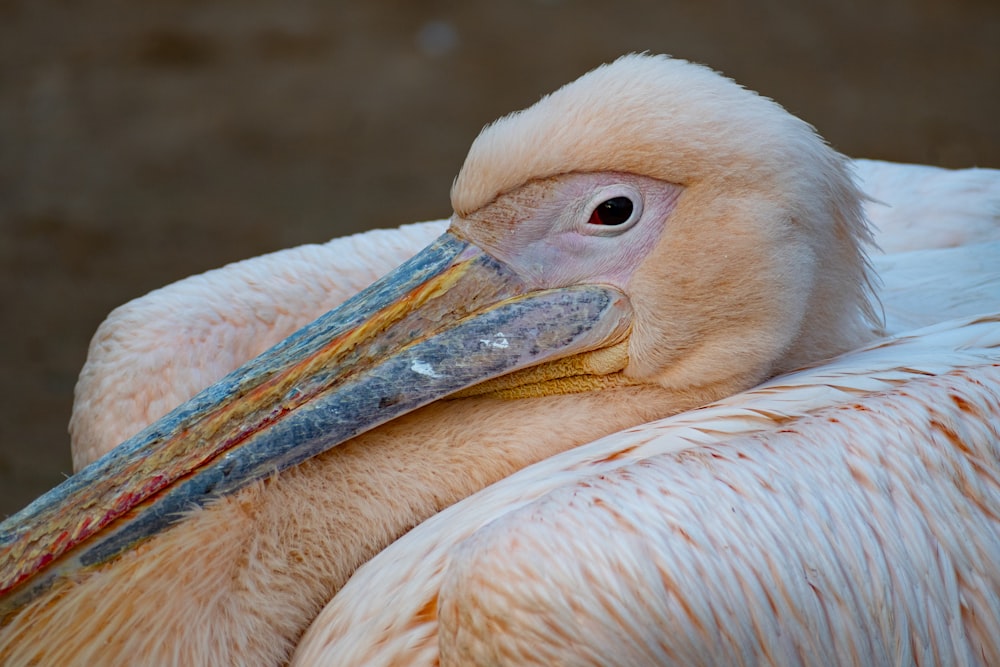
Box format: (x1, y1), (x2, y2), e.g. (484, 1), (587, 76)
(292, 302), (1000, 665)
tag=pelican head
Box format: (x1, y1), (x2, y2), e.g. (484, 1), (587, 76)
(0, 54), (878, 615)
(453, 54), (878, 388)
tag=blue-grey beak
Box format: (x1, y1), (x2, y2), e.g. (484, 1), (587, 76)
(0, 231), (632, 616)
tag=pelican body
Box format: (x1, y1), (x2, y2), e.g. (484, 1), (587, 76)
(1, 54), (999, 666)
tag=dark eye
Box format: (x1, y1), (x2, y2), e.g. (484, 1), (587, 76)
(588, 196), (634, 226)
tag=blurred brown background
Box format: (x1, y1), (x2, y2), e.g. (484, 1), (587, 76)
(1, 0), (998, 516)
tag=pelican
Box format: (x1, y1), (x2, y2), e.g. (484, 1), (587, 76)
(1, 54), (999, 665)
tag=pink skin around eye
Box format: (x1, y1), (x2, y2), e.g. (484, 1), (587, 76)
(454, 172), (683, 292)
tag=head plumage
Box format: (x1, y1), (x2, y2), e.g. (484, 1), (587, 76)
(451, 53), (833, 217)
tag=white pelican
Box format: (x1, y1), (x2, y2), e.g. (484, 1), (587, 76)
(1, 54), (998, 666)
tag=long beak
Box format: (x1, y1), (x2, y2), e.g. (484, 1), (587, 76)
(0, 231), (632, 615)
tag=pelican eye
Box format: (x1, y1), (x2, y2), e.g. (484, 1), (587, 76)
(588, 197), (634, 226)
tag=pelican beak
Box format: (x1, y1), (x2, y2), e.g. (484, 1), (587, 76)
(0, 231), (632, 614)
